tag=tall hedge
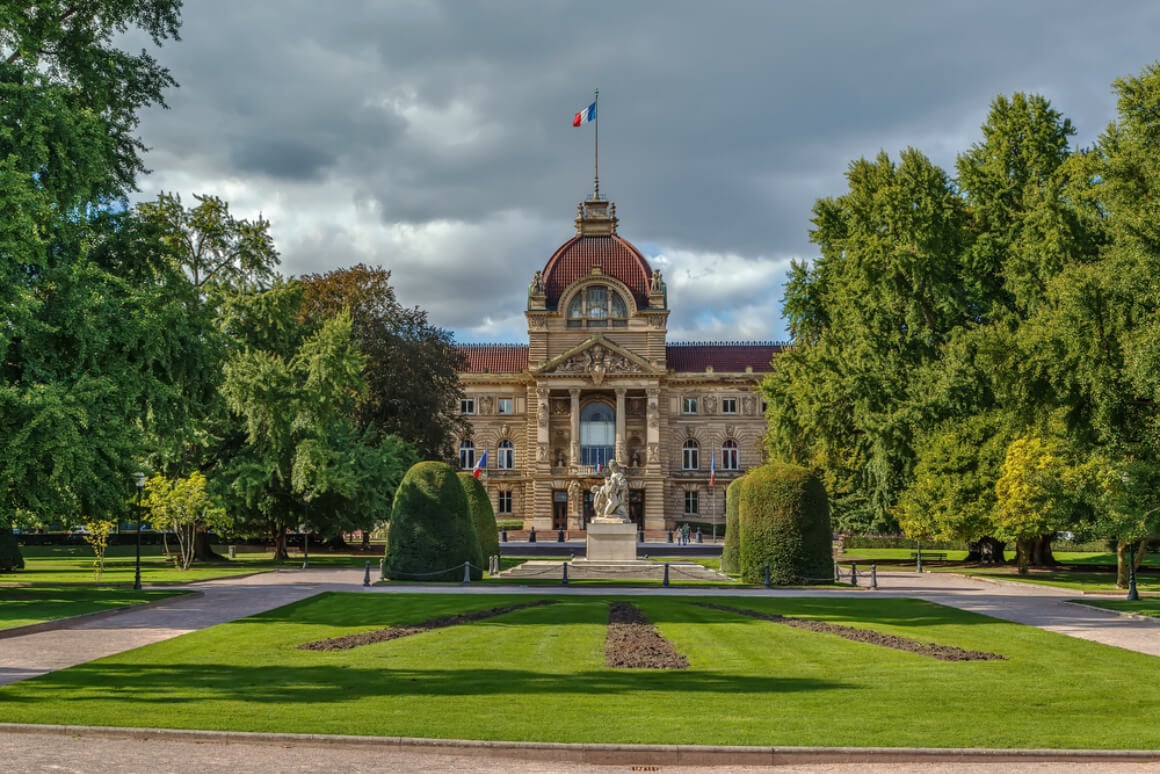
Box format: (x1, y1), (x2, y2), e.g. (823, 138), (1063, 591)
(737, 462), (831, 585)
(457, 472), (500, 561)
(0, 531), (24, 572)
(384, 461), (483, 581)
(721, 476), (745, 574)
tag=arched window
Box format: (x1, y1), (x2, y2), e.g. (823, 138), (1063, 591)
(682, 439), (700, 470)
(566, 284), (629, 329)
(458, 440), (475, 471)
(497, 439), (514, 469)
(722, 439), (739, 471)
(580, 401), (615, 467)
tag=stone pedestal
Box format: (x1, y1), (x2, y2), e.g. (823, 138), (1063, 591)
(585, 521), (638, 562)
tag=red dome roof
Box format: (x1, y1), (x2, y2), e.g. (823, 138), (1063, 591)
(541, 235), (653, 310)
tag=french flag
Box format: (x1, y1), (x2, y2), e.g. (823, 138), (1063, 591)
(472, 449), (488, 479)
(709, 450), (716, 489)
(572, 101), (596, 127)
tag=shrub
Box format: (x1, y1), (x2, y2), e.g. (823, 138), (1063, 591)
(384, 461), (483, 581)
(457, 473), (500, 561)
(0, 530), (24, 572)
(721, 476), (745, 574)
(737, 462), (830, 585)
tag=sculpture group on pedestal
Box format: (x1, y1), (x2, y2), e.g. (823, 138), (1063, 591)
(591, 459), (629, 523)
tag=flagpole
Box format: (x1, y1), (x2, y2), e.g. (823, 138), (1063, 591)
(593, 88), (599, 199)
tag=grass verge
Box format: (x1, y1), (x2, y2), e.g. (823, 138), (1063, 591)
(0, 593), (1157, 749)
(0, 586), (186, 630)
(1069, 599), (1160, 618)
(3, 545), (374, 586)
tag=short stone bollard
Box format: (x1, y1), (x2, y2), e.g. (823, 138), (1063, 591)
(834, 560), (840, 583)
(228, 545), (236, 560)
(562, 562), (569, 586)
(363, 560), (371, 587)
(663, 562), (670, 587)
(850, 562), (858, 586)
(870, 564), (878, 590)
(763, 562), (771, 589)
(462, 560), (471, 584)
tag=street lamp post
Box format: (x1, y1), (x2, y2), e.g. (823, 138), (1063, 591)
(1128, 541), (1140, 601)
(133, 472), (146, 591)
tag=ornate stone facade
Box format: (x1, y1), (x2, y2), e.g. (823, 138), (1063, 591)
(456, 194), (783, 532)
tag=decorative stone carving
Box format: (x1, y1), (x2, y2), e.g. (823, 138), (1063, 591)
(527, 313), (547, 329)
(530, 270), (545, 295)
(537, 442), (547, 461)
(551, 343), (644, 382)
(647, 442), (659, 463)
(703, 395), (716, 415)
(742, 395), (755, 415)
(480, 396), (493, 414)
(651, 269), (664, 293)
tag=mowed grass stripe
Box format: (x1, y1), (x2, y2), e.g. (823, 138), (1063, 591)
(0, 593), (1156, 749)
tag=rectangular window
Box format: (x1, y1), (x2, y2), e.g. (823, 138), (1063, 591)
(683, 396), (698, 414)
(460, 398), (475, 415)
(721, 397), (737, 414)
(497, 491), (512, 514)
(497, 398), (513, 415)
(684, 490), (699, 515)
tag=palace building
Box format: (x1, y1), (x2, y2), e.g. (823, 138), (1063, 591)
(455, 191), (782, 533)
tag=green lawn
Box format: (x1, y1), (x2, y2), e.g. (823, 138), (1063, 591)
(1, 592), (1157, 749)
(0, 586), (186, 630)
(4, 544), (374, 586)
(1069, 599), (1160, 618)
(951, 566), (1160, 594)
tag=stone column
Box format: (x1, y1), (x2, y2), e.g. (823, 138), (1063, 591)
(536, 386), (550, 471)
(645, 385), (661, 471)
(569, 387), (581, 467)
(614, 387), (626, 464)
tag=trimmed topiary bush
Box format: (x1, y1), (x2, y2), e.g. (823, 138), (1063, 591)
(384, 461), (483, 581)
(457, 472), (500, 562)
(737, 462), (830, 585)
(0, 530), (24, 572)
(721, 476), (745, 574)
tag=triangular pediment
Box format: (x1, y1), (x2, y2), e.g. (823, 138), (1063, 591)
(535, 336), (659, 382)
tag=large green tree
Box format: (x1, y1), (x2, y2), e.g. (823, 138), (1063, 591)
(765, 148), (971, 530)
(0, 2), (211, 527)
(299, 264), (467, 460)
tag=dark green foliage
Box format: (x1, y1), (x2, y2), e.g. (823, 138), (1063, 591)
(458, 473), (500, 561)
(721, 477), (744, 574)
(0, 531), (24, 571)
(737, 463), (831, 585)
(384, 462), (482, 582)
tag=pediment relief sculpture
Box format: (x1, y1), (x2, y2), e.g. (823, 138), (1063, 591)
(539, 340), (653, 384)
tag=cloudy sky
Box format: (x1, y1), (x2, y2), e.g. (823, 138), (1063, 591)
(131, 1), (1160, 344)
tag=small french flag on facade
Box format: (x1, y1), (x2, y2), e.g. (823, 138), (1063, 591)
(473, 449), (488, 479)
(572, 101), (596, 127)
(709, 450), (716, 489)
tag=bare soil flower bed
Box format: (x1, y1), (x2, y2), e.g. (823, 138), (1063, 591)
(698, 603), (1005, 662)
(604, 602), (689, 669)
(298, 600), (557, 651)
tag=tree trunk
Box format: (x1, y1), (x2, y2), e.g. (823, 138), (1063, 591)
(966, 536), (1007, 564)
(1015, 537), (1032, 575)
(272, 530), (289, 561)
(1116, 541), (1147, 588)
(192, 527), (225, 562)
(1029, 534), (1056, 567)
